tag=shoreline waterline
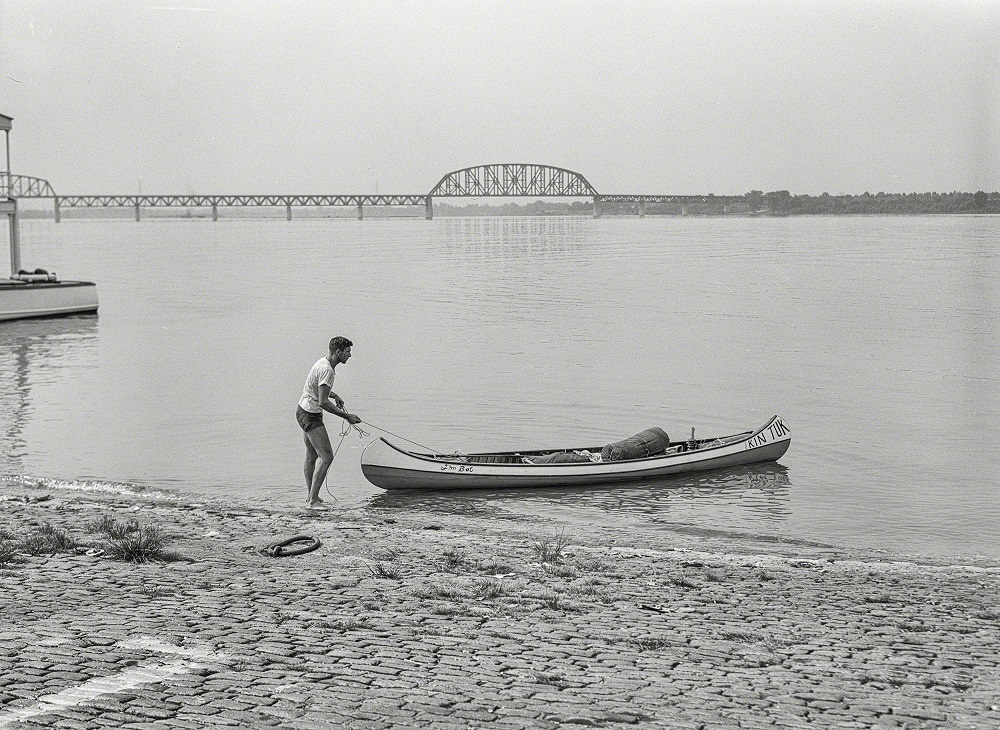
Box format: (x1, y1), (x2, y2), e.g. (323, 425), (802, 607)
(4, 473), (1000, 570)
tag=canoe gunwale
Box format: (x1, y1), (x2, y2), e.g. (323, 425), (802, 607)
(374, 429), (757, 468)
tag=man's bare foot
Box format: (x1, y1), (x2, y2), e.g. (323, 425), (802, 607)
(307, 500), (328, 510)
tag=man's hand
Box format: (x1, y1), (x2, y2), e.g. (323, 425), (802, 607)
(334, 396), (345, 409)
(346, 414), (361, 425)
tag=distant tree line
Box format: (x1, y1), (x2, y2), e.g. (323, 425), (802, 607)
(751, 189), (1000, 215)
(437, 191), (1000, 216)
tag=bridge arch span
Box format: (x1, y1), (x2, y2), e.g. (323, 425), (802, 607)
(0, 174), (56, 198)
(428, 163), (598, 198)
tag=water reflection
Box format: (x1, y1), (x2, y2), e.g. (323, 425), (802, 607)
(0, 315), (98, 471)
(369, 463), (793, 540)
(439, 216), (585, 260)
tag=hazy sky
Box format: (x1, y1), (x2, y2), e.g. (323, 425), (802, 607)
(2, 0), (998, 196)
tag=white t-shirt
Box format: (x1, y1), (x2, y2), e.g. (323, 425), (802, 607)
(298, 357), (335, 413)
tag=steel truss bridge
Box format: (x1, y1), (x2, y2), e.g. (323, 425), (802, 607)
(2, 165), (748, 221)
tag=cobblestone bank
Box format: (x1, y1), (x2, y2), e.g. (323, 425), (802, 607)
(1, 479), (998, 729)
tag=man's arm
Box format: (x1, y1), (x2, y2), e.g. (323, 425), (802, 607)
(318, 383), (361, 424)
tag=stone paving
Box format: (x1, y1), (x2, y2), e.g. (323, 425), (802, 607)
(1, 478), (999, 729)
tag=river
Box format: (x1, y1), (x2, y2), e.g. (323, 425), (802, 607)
(2, 213), (997, 559)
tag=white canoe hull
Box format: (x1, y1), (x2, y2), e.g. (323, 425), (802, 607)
(0, 280), (99, 321)
(361, 415), (791, 490)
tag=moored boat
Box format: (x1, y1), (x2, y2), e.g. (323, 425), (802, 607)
(2, 115), (99, 322)
(1, 275), (99, 321)
(361, 415), (791, 490)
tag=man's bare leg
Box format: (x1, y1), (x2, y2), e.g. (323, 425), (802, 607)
(303, 432), (318, 498)
(305, 425), (334, 506)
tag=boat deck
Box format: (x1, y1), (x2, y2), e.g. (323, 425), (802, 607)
(1, 279), (99, 321)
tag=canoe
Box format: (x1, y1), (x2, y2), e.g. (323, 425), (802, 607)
(361, 415), (790, 490)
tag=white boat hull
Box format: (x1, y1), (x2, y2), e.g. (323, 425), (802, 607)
(361, 415), (791, 490)
(0, 280), (99, 321)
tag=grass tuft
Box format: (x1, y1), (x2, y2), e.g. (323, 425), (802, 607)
(0, 541), (17, 566)
(14, 523), (79, 556)
(576, 557), (612, 572)
(538, 590), (580, 612)
(38, 523), (78, 551)
(102, 523), (176, 563)
(442, 548), (466, 571)
(532, 670), (570, 688)
(86, 514), (137, 538)
(719, 628), (760, 642)
(544, 562), (577, 578)
(365, 561), (401, 580)
(429, 603), (463, 616)
(314, 616), (372, 632)
(475, 557), (517, 576)
(630, 635), (674, 651)
(474, 578), (507, 599)
(567, 579), (605, 599)
(669, 575), (698, 589)
(533, 529), (570, 564)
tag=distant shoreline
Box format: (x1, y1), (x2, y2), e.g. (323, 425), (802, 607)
(16, 206), (1000, 221)
(14, 189), (1000, 219)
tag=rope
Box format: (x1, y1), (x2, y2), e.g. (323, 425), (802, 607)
(322, 419), (444, 499)
(341, 419), (371, 441)
(260, 535), (321, 557)
(359, 420), (439, 452)
(323, 419), (370, 500)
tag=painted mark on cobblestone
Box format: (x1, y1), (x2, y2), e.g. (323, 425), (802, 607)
(0, 637), (228, 729)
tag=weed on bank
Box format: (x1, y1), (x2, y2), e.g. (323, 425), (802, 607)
(0, 514), (183, 565)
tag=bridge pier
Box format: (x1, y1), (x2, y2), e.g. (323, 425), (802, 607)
(425, 197), (433, 220)
(286, 204), (292, 221)
(357, 203), (363, 220)
(212, 203), (218, 222)
(638, 201), (645, 218)
(593, 196), (602, 218)
(135, 202), (141, 222)
(4, 198), (21, 275)
(53, 197), (60, 223)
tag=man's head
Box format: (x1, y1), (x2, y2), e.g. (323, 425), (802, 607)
(329, 336), (353, 364)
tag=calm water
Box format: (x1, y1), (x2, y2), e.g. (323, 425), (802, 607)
(2, 214), (998, 559)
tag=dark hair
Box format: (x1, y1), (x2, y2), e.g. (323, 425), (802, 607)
(329, 336), (353, 353)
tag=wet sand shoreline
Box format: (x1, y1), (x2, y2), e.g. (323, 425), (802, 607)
(2, 476), (999, 728)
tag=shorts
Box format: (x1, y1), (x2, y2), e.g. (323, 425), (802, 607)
(296, 406), (324, 433)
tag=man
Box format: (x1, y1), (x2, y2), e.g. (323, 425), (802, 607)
(296, 336), (362, 508)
